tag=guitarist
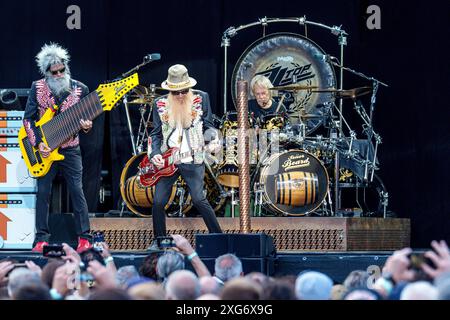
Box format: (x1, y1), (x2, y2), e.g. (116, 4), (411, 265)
(148, 64), (222, 248)
(23, 43), (93, 253)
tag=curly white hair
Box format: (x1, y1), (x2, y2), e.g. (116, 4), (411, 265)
(35, 43), (71, 76)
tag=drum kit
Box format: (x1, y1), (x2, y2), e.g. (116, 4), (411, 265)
(119, 16), (390, 218)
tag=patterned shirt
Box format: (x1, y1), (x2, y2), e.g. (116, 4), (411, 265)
(23, 78), (89, 149)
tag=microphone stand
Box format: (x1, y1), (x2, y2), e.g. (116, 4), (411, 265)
(122, 55), (158, 78)
(328, 60), (389, 88)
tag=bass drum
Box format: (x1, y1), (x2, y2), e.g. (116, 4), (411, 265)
(231, 32), (336, 135)
(120, 153), (225, 217)
(120, 153), (180, 217)
(258, 149), (329, 216)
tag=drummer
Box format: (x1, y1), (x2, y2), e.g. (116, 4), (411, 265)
(249, 75), (286, 124)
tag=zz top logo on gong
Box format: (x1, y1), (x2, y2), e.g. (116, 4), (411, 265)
(257, 63), (315, 87)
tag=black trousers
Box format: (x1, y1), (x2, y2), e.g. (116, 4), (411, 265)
(35, 146), (91, 244)
(152, 163), (222, 238)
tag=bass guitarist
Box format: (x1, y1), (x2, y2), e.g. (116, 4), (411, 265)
(148, 64), (222, 249)
(23, 43), (93, 253)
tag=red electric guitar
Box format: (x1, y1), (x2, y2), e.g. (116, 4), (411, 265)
(138, 144), (217, 187)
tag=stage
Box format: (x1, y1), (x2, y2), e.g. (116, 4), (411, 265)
(90, 216), (410, 252)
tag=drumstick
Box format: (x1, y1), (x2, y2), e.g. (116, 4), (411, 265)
(275, 93), (286, 113)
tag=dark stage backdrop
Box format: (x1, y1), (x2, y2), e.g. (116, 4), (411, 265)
(0, 0), (448, 248)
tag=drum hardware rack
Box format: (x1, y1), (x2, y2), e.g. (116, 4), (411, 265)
(222, 16), (349, 215)
(116, 16), (390, 219)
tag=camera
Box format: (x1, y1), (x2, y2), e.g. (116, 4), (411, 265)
(43, 244), (66, 258)
(79, 247), (105, 284)
(408, 252), (435, 281)
(156, 236), (176, 249)
(93, 231), (105, 252)
(408, 252), (434, 270)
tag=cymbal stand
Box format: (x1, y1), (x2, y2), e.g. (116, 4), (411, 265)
(381, 190), (389, 218)
(135, 104), (147, 153)
(329, 102), (354, 215)
(368, 81), (382, 182)
(331, 61), (388, 180)
(332, 102), (357, 159)
(123, 95), (137, 155)
(370, 134), (382, 181)
(135, 85), (157, 153)
(230, 188), (237, 218)
(328, 61), (389, 89)
(327, 189), (334, 216)
(253, 182), (263, 217)
(135, 103), (154, 154)
(250, 136), (277, 188)
(176, 181), (186, 218)
(204, 158), (228, 199)
(353, 91), (382, 183)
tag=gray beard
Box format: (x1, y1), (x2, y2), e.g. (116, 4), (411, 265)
(47, 74), (71, 97)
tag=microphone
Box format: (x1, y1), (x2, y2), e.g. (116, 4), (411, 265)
(121, 54), (161, 78)
(144, 53), (161, 62)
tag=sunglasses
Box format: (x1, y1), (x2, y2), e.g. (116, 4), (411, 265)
(171, 89), (189, 96)
(50, 67), (66, 75)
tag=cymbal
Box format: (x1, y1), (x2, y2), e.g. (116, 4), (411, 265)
(270, 84), (318, 91)
(134, 85), (165, 92)
(310, 88), (339, 93)
(299, 113), (323, 119)
(311, 86), (372, 99)
(337, 86), (372, 99)
(128, 97), (157, 104)
(288, 111), (323, 120)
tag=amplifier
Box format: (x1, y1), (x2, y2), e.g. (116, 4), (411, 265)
(0, 193), (35, 249)
(0, 110), (24, 136)
(0, 137), (37, 193)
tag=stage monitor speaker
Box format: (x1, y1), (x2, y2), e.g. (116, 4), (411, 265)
(49, 213), (78, 247)
(195, 233), (276, 258)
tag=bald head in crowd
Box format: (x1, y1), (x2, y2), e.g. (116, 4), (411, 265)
(199, 276), (222, 295)
(214, 253), (243, 282)
(220, 278), (262, 300)
(165, 270), (200, 300)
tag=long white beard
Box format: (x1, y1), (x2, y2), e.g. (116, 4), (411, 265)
(167, 92), (194, 129)
(47, 74), (71, 97)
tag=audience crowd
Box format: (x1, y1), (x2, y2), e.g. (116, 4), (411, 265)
(1, 236), (449, 300)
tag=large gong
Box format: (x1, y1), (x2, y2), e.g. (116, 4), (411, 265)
(231, 32), (337, 134)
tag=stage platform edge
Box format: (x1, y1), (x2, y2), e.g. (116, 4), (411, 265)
(90, 217), (410, 252)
